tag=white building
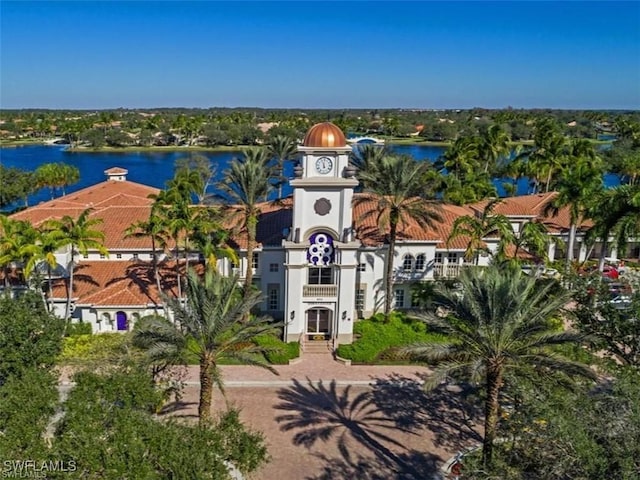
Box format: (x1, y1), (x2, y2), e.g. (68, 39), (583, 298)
(9, 123), (629, 345)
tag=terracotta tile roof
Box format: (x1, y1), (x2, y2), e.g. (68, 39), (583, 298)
(11, 179), (161, 250)
(469, 192), (592, 233)
(352, 195), (475, 249)
(225, 199), (293, 249)
(49, 260), (203, 307)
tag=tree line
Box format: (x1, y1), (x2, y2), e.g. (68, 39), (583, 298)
(1, 107), (638, 148)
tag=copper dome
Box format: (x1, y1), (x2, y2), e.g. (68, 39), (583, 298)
(302, 122), (347, 148)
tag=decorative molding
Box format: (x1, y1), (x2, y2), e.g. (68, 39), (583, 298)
(313, 198), (332, 216)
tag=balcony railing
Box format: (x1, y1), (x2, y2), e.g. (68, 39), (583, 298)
(433, 263), (473, 279)
(302, 284), (338, 298)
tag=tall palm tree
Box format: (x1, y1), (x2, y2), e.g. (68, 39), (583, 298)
(349, 144), (387, 187)
(267, 135), (298, 198)
(30, 225), (66, 311)
(399, 265), (597, 466)
(217, 148), (275, 299)
(132, 269), (281, 425)
(45, 208), (108, 319)
(150, 171), (203, 298)
(447, 199), (515, 265)
(477, 124), (511, 174)
(545, 145), (603, 269)
(124, 210), (168, 296)
(439, 136), (478, 182)
(355, 155), (442, 317)
(190, 208), (238, 272)
(528, 119), (568, 193)
(511, 220), (551, 264)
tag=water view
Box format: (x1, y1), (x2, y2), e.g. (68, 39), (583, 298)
(0, 143), (619, 209)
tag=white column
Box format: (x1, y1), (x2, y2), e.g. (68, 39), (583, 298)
(610, 247), (618, 261)
(578, 243), (588, 262)
(547, 242), (556, 262)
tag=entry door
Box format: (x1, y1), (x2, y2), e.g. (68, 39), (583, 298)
(306, 308), (331, 340)
(116, 311), (128, 331)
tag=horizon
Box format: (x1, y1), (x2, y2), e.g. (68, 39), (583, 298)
(1, 1), (639, 110)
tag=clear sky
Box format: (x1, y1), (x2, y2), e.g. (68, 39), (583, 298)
(1, 1), (639, 110)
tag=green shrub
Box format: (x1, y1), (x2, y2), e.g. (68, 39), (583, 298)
(59, 332), (131, 365)
(65, 321), (93, 336)
(336, 312), (448, 364)
(254, 334), (300, 364)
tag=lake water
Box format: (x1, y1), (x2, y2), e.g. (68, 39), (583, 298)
(0, 144), (618, 210)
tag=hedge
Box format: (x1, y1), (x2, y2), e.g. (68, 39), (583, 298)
(336, 312), (448, 364)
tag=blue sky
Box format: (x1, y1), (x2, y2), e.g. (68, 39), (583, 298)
(1, 1), (639, 110)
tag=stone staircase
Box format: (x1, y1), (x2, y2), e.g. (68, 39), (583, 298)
(303, 340), (333, 355)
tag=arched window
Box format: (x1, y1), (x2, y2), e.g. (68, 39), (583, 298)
(415, 254), (426, 271)
(402, 255), (414, 272)
(101, 312), (111, 323)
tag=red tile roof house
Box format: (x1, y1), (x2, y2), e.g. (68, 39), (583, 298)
(7, 124), (616, 344)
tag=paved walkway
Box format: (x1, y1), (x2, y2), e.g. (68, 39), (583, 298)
(202, 352), (430, 386)
(59, 354), (474, 479)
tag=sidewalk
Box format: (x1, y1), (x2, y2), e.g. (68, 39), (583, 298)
(196, 352), (430, 386)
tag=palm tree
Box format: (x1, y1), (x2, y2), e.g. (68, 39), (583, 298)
(190, 208), (238, 272)
(267, 135), (298, 198)
(399, 265), (597, 466)
(349, 144), (386, 184)
(439, 136), (478, 182)
(447, 199), (515, 265)
(132, 269), (281, 424)
(477, 124), (511, 174)
(174, 154), (217, 204)
(511, 220), (551, 264)
(583, 186), (635, 271)
(217, 148), (275, 299)
(31, 225), (66, 311)
(0, 217), (39, 289)
(527, 119), (568, 193)
(355, 155), (442, 317)
(124, 210), (168, 296)
(45, 208), (108, 319)
(545, 145), (603, 270)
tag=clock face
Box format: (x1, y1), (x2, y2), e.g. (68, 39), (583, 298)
(315, 156), (333, 174)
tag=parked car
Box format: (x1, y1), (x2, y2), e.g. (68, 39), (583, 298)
(602, 266), (620, 280)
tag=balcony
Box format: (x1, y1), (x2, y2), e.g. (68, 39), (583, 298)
(302, 284), (338, 298)
(433, 263), (473, 279)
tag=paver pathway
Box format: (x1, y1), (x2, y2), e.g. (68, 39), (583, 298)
(205, 352), (430, 386)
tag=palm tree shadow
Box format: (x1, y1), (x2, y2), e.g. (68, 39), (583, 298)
(371, 374), (483, 450)
(274, 378), (439, 479)
(306, 450), (440, 480)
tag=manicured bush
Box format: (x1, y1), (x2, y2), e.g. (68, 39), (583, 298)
(59, 332), (131, 365)
(336, 312), (448, 364)
(253, 334), (300, 364)
(65, 321), (93, 336)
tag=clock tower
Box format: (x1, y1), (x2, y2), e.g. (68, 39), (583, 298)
(283, 122), (360, 344)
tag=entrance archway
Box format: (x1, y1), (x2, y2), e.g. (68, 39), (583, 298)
(306, 307), (331, 341)
(116, 311), (128, 331)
